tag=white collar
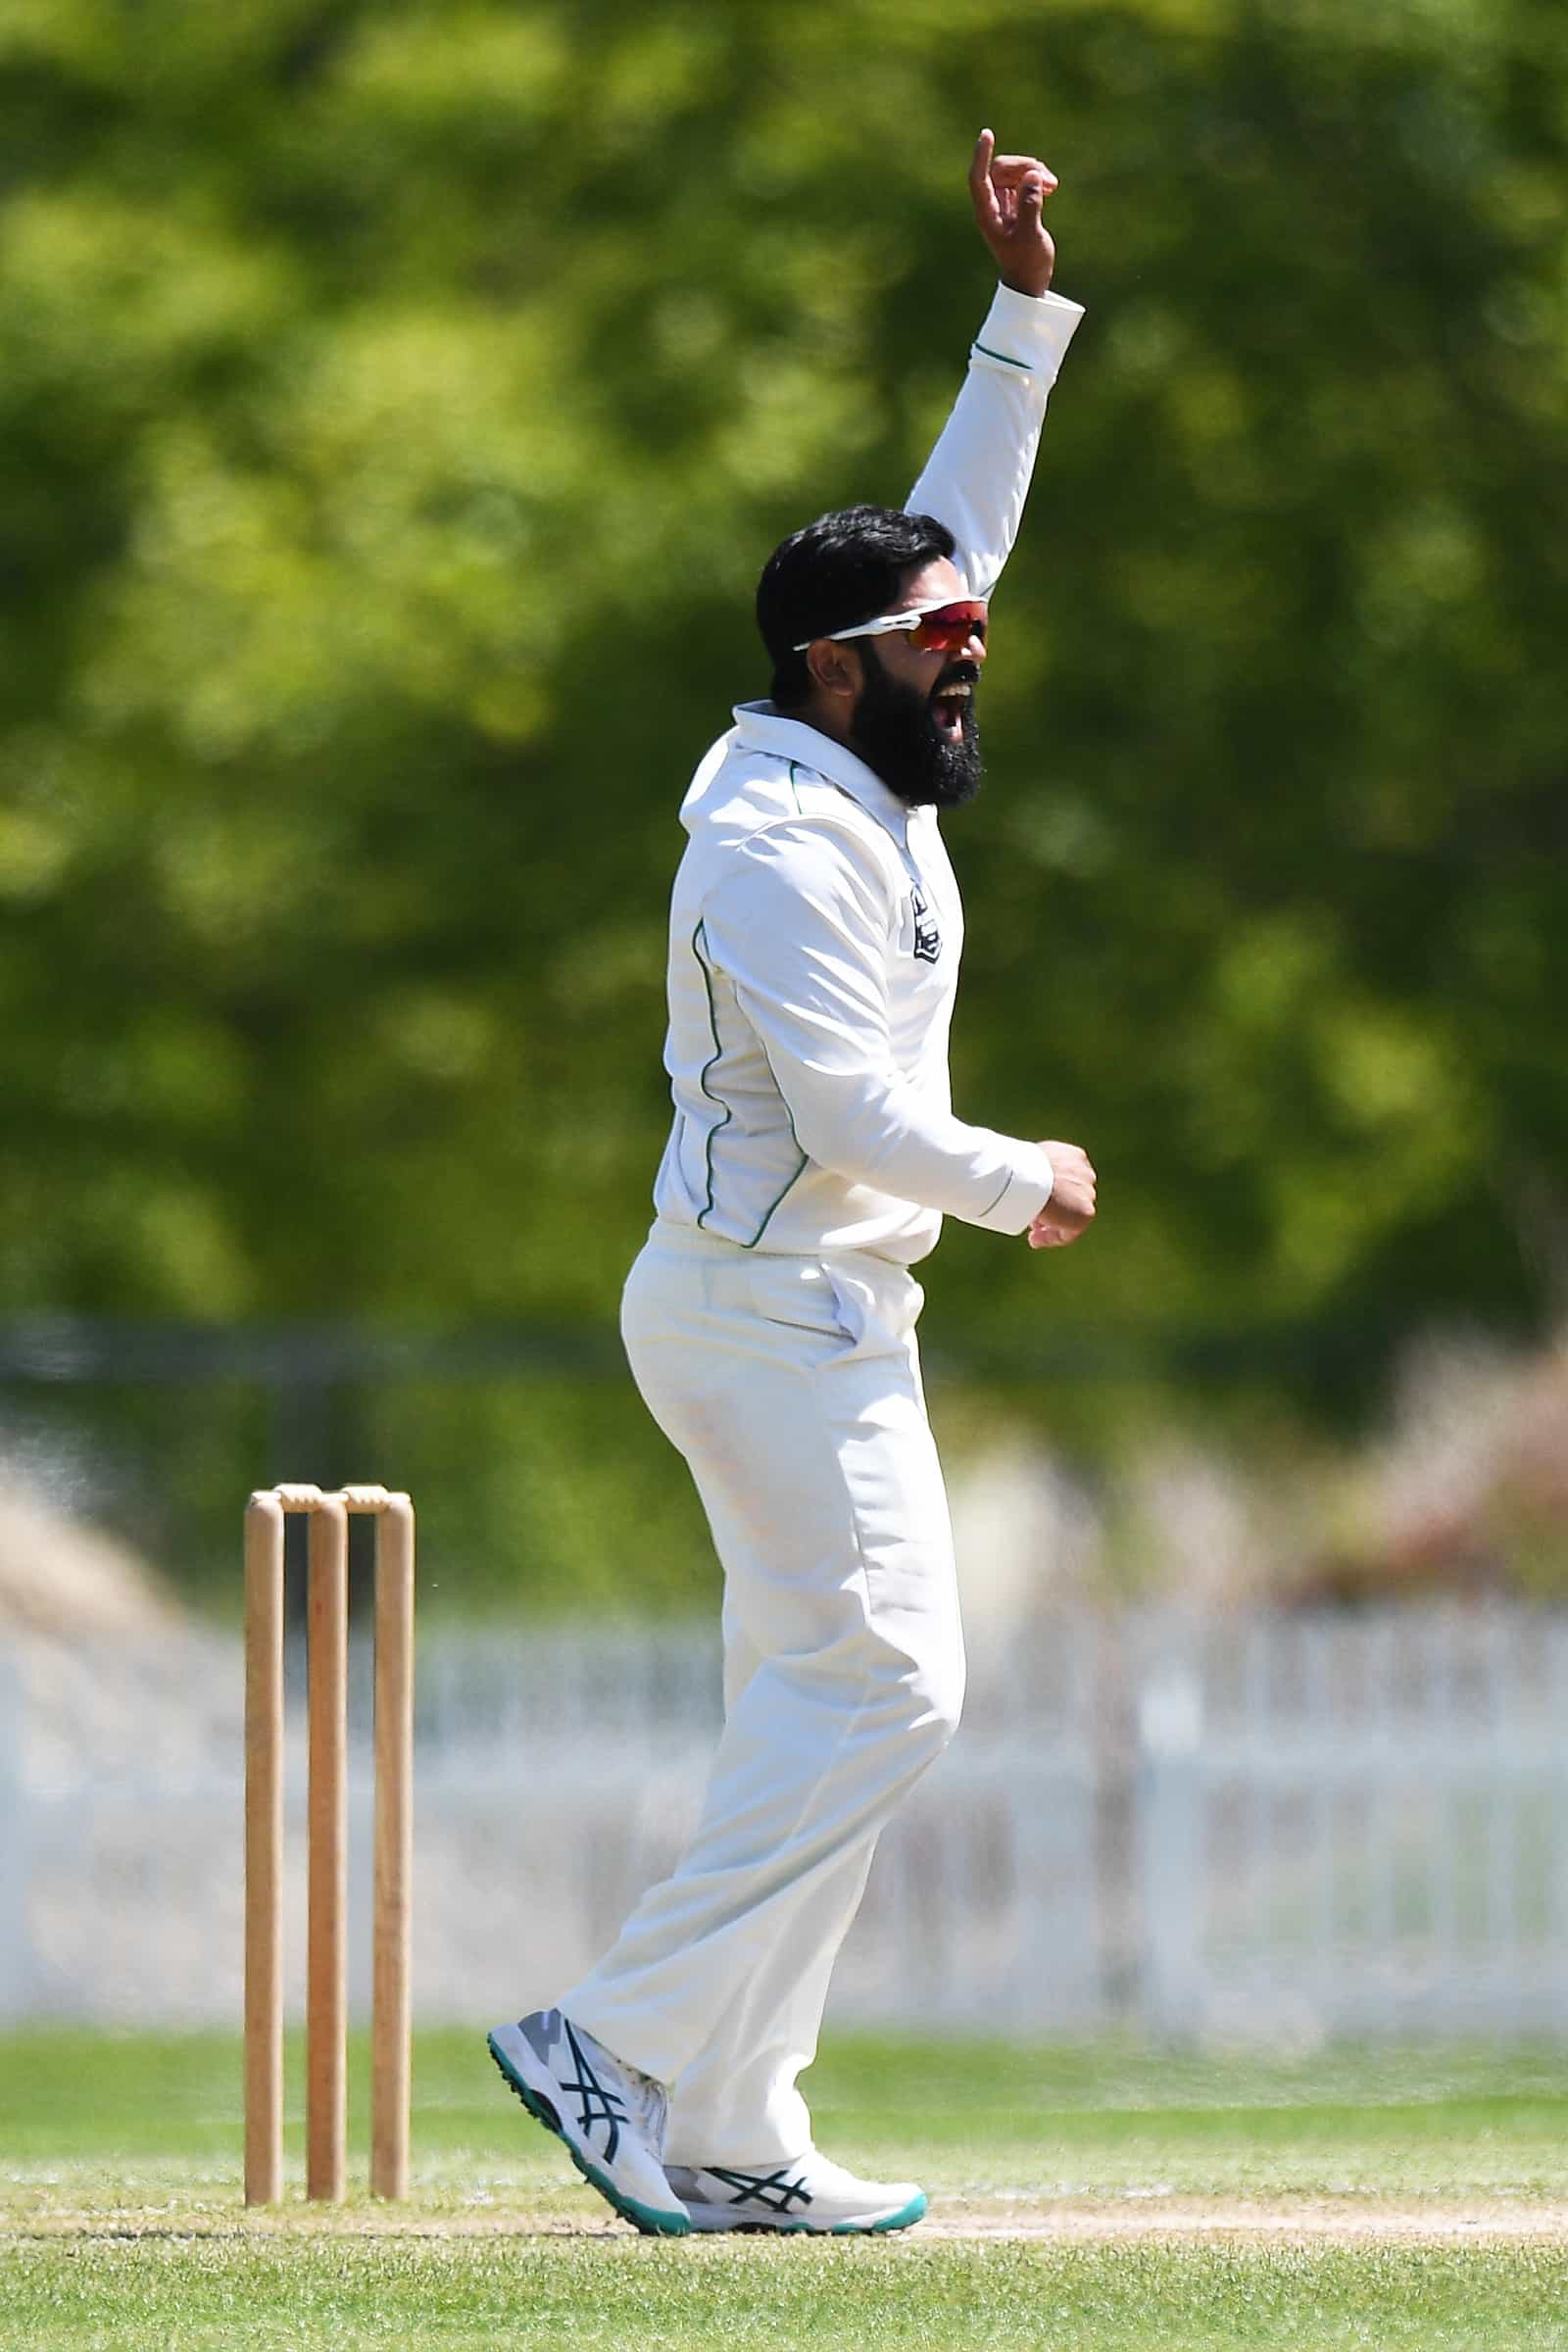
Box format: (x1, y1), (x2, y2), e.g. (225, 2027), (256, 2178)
(731, 702), (914, 849)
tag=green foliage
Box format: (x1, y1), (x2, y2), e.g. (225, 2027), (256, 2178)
(1, 1), (1565, 1598)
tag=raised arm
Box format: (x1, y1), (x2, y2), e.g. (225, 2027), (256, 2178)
(905, 130), (1085, 599)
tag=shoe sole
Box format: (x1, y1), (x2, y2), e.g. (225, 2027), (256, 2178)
(682, 2191), (928, 2236)
(486, 2028), (691, 2238)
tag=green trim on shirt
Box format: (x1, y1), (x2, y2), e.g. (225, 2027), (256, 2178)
(744, 1152), (810, 1250)
(743, 1039), (808, 1248)
(691, 920), (731, 1229)
(979, 1168), (1015, 1219)
(788, 760), (808, 812)
(972, 338), (1031, 373)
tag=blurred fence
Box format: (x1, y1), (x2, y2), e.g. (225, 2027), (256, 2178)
(2, 1607), (1566, 2041)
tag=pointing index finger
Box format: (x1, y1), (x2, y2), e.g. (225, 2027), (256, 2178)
(969, 126), (1004, 235)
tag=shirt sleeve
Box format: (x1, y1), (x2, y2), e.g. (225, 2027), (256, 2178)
(701, 823), (1054, 1236)
(905, 284), (1085, 600)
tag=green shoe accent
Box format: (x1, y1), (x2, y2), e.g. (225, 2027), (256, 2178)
(579, 2154), (692, 2239)
(486, 2030), (690, 2238)
(833, 2190), (928, 2235)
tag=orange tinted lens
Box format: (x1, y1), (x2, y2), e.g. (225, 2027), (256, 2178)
(908, 602), (988, 652)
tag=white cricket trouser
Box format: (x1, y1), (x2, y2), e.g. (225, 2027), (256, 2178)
(560, 1220), (964, 2167)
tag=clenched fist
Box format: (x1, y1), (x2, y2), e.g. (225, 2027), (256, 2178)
(1028, 1141), (1097, 1250)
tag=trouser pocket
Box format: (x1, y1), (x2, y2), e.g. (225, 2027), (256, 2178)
(741, 1254), (853, 1345)
(820, 1258), (924, 1362)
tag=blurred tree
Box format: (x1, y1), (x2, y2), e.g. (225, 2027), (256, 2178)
(0, 0), (1564, 1598)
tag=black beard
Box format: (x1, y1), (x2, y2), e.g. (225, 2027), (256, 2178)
(847, 643), (984, 809)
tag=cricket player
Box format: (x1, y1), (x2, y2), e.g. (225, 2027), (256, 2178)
(490, 130), (1097, 2236)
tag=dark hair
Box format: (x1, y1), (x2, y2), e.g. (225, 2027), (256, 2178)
(756, 504), (957, 710)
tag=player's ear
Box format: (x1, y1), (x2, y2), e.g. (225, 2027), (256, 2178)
(805, 640), (861, 703)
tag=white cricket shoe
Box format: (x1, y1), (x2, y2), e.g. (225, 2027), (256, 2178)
(663, 2148), (927, 2234)
(487, 2010), (690, 2237)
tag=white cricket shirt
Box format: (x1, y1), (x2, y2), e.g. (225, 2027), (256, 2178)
(652, 284), (1084, 1268)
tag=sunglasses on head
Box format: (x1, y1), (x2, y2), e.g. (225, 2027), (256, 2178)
(793, 598), (989, 656)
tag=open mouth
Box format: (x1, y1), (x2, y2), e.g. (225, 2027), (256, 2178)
(930, 681), (973, 745)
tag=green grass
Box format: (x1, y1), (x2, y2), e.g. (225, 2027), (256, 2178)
(4, 2031), (1568, 2348)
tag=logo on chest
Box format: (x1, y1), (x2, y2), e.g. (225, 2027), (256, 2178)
(909, 885), (943, 965)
